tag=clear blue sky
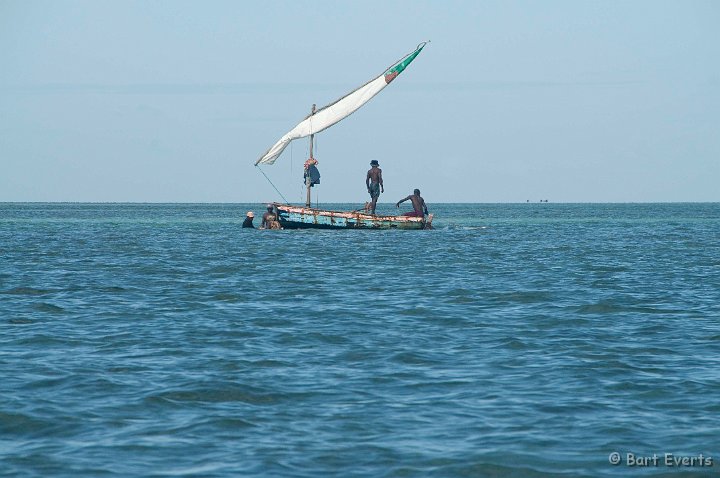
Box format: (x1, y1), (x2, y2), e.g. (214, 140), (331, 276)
(1, 0), (718, 203)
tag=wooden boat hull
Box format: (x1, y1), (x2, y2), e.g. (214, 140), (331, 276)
(273, 203), (432, 230)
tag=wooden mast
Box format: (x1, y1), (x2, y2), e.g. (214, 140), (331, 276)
(306, 104), (316, 208)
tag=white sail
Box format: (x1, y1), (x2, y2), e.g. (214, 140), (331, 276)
(255, 43), (426, 166)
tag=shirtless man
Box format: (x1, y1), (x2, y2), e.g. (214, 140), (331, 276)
(396, 189), (428, 217)
(365, 160), (384, 215)
(261, 204), (281, 229)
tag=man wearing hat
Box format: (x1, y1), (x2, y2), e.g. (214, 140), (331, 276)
(365, 160), (384, 215)
(242, 211), (255, 228)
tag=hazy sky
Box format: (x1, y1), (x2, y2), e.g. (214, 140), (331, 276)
(1, 0), (718, 203)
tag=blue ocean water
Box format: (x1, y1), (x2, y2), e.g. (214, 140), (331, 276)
(1, 202), (719, 477)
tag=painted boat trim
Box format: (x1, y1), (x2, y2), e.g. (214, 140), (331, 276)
(273, 203), (432, 229)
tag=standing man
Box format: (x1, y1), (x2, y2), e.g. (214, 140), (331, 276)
(365, 160), (384, 215)
(396, 189), (428, 217)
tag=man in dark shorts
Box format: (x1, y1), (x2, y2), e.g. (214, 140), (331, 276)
(365, 160), (384, 215)
(396, 189), (428, 217)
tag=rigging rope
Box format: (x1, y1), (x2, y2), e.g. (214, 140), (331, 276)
(255, 165), (290, 204)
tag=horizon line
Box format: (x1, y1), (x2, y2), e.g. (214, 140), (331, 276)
(2, 201), (718, 205)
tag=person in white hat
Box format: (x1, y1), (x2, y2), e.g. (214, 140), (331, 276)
(242, 211), (255, 228)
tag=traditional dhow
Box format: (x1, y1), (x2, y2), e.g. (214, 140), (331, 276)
(255, 42), (433, 230)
